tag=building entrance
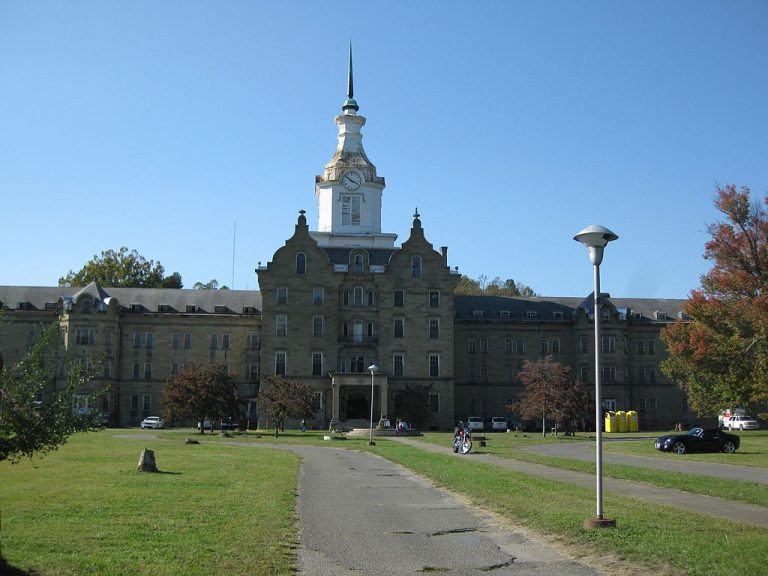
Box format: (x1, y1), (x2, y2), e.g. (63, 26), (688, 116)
(345, 389), (369, 419)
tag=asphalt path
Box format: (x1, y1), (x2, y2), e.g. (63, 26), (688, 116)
(527, 437), (768, 485)
(286, 445), (606, 576)
(391, 437), (768, 530)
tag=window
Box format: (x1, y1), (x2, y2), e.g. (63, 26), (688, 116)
(132, 363), (140, 379)
(277, 287), (288, 304)
(342, 195), (361, 225)
(75, 328), (93, 345)
(411, 256), (422, 278)
(145, 333), (153, 349)
(313, 315), (324, 337)
(650, 369), (657, 385)
(367, 322), (374, 337)
(601, 337), (616, 353)
(343, 289), (350, 306)
(429, 354), (440, 378)
(540, 339), (549, 354)
(638, 367), (646, 384)
(394, 317), (404, 338)
(144, 363), (152, 380)
(480, 367), (488, 383)
(648, 340), (656, 354)
(637, 341), (645, 354)
(275, 352), (286, 375)
(551, 339), (560, 354)
(133, 332), (142, 348)
(296, 253), (306, 275)
(352, 320), (363, 343)
(602, 398), (617, 412)
(394, 290), (404, 307)
(479, 337), (488, 354)
(639, 398), (647, 412)
(526, 311), (537, 319)
(350, 356), (365, 373)
(353, 286), (363, 306)
(429, 291), (440, 307)
(314, 392), (324, 413)
(429, 392), (440, 413)
(172, 333), (181, 349)
(429, 318), (440, 339)
(580, 365), (589, 382)
(222, 334), (230, 350)
(553, 311), (564, 319)
(276, 315), (288, 337)
(579, 335), (588, 352)
(601, 366), (617, 383)
(516, 339), (525, 353)
(312, 353), (323, 376)
(143, 394), (151, 414)
(467, 338), (477, 354)
(393, 354), (404, 377)
(247, 332), (260, 350)
(354, 254), (363, 273)
(367, 290), (374, 306)
(210, 334), (218, 349)
(505, 338), (513, 353)
(103, 362), (112, 378)
(313, 287), (325, 305)
(170, 363), (179, 377)
(246, 364), (260, 382)
(500, 310), (511, 319)
(184, 333), (191, 349)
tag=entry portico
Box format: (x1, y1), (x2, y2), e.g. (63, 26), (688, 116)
(328, 371), (389, 429)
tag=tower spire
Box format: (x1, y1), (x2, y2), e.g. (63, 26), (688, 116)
(342, 42), (359, 113)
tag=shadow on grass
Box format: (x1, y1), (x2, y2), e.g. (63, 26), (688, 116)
(1, 553), (40, 575)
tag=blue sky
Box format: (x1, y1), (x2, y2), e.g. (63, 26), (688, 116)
(1, 1), (766, 299)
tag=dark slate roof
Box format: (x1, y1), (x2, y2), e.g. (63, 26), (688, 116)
(455, 294), (687, 321)
(0, 285), (262, 314)
(321, 247), (398, 266)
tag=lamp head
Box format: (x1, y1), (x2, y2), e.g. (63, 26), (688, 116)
(368, 364), (378, 374)
(574, 225), (618, 266)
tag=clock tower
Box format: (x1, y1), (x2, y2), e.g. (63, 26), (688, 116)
(312, 46), (397, 249)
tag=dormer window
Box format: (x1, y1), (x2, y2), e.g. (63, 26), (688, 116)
(526, 311), (537, 319)
(553, 311), (564, 319)
(654, 311), (668, 320)
(472, 310), (484, 319)
(499, 310), (510, 318)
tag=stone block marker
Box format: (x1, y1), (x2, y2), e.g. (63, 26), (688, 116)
(137, 448), (157, 472)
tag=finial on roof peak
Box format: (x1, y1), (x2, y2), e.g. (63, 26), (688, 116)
(414, 208), (420, 219)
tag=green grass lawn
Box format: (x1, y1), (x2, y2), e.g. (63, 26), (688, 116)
(0, 430), (299, 576)
(2, 428), (767, 576)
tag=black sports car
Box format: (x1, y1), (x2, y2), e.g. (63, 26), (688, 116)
(655, 427), (740, 454)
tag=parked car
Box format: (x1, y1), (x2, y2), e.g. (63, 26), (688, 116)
(724, 415), (760, 431)
(220, 416), (240, 430)
(467, 416), (484, 432)
(655, 427), (739, 454)
(490, 417), (507, 432)
(197, 419), (212, 430)
(140, 416), (164, 429)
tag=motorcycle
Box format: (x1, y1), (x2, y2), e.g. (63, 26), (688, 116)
(452, 422), (472, 454)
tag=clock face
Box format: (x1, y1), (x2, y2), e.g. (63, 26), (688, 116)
(342, 171), (362, 190)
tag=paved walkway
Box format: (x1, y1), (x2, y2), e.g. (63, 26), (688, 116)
(285, 445), (608, 576)
(391, 437), (768, 530)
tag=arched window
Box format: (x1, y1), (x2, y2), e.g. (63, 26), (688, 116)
(296, 252), (306, 275)
(354, 254), (364, 273)
(411, 256), (422, 278)
(353, 286), (363, 306)
(367, 290), (375, 306)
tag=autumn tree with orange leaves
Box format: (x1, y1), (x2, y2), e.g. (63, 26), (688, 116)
(661, 185), (768, 417)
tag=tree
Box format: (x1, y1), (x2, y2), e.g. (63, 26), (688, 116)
(162, 363), (239, 434)
(394, 383), (433, 430)
(59, 247), (183, 288)
(661, 185), (768, 418)
(510, 356), (591, 436)
(193, 279), (230, 290)
(0, 320), (104, 462)
(454, 274), (537, 296)
(257, 375), (315, 438)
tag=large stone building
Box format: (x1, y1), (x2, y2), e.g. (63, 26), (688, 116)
(0, 58), (693, 430)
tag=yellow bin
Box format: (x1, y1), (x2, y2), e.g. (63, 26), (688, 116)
(627, 410), (639, 432)
(604, 411), (617, 432)
(616, 410), (627, 432)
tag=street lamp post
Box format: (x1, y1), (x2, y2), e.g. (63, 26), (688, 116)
(574, 224), (618, 529)
(368, 364), (378, 446)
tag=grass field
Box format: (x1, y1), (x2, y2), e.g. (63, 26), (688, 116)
(0, 431), (299, 576)
(1, 428), (767, 576)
